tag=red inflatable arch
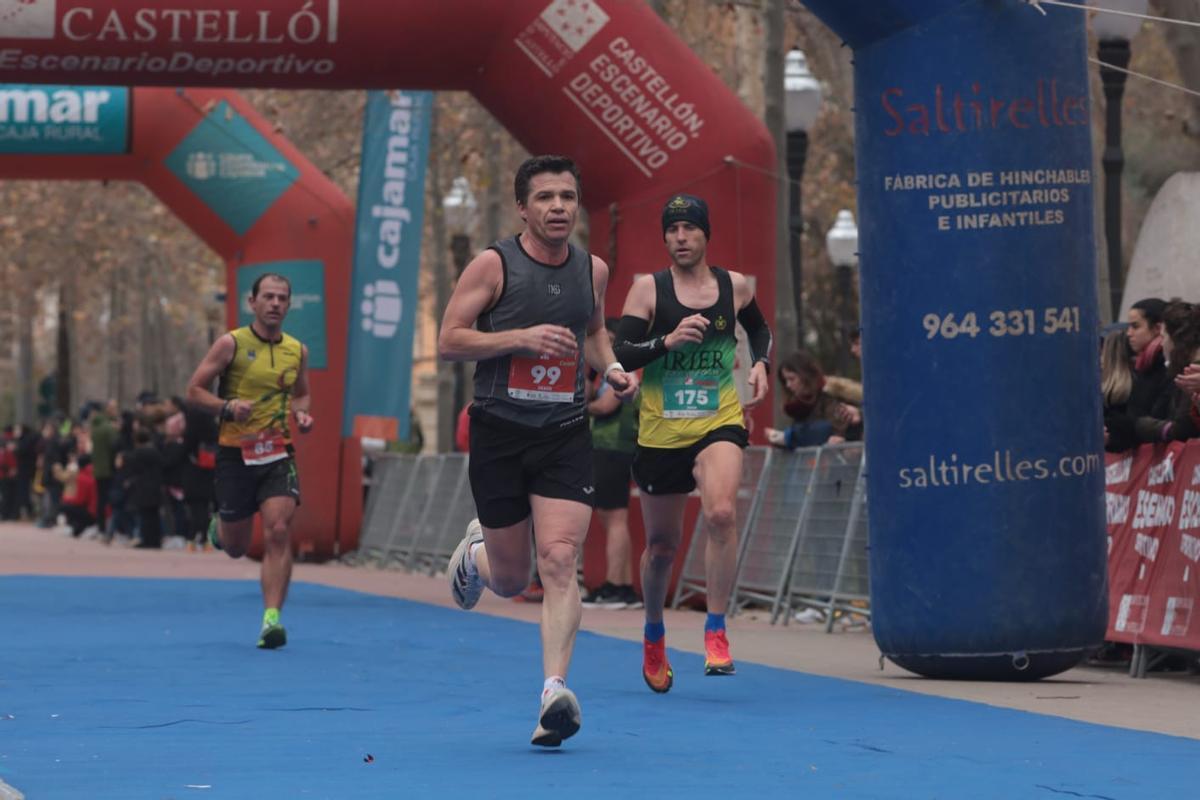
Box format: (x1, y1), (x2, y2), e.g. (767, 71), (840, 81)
(0, 86), (361, 558)
(0, 1), (776, 559)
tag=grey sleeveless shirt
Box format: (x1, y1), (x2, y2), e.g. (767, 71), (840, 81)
(471, 235), (595, 431)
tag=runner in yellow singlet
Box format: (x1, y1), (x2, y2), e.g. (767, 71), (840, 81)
(186, 273), (314, 649)
(612, 194), (772, 693)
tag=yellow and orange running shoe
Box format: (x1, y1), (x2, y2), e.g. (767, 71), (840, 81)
(642, 637), (674, 693)
(704, 629), (736, 676)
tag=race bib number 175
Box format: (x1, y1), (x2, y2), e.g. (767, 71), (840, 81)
(662, 373), (719, 418)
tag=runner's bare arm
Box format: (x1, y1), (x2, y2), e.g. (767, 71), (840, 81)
(439, 249), (576, 362)
(186, 334), (237, 418)
(291, 345), (314, 433)
(583, 256), (637, 397)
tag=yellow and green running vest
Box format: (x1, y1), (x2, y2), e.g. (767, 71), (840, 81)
(218, 326), (303, 448)
(639, 267), (744, 449)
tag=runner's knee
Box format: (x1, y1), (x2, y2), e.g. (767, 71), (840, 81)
(263, 518), (289, 549)
(705, 503), (736, 534)
(224, 533), (249, 558)
(645, 536), (677, 565)
(485, 547), (533, 597)
(536, 541), (578, 583)
(491, 572), (529, 598)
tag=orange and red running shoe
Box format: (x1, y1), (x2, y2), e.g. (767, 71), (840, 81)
(704, 629), (736, 676)
(642, 637), (674, 693)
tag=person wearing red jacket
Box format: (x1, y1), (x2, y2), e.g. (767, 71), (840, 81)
(61, 454), (97, 537)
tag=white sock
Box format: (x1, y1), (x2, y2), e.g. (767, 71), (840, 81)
(542, 675), (566, 698)
(467, 541), (484, 572)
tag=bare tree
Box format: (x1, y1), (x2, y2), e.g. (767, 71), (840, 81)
(1152, 0), (1200, 134)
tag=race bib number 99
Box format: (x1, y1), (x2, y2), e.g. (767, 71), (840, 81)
(508, 354), (578, 403)
(663, 374), (719, 418)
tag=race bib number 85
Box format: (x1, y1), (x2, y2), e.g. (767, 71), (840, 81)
(508, 354), (578, 403)
(240, 431), (289, 466)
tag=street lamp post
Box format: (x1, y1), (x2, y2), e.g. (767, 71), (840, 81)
(826, 209), (859, 376)
(784, 48), (823, 349)
(1092, 0), (1146, 322)
(442, 176), (478, 435)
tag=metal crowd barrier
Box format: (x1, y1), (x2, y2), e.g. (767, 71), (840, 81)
(672, 443), (871, 630)
(671, 447), (772, 610)
(351, 445), (872, 631)
(346, 453), (474, 574)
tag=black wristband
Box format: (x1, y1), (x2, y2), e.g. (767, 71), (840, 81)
(219, 400), (230, 421)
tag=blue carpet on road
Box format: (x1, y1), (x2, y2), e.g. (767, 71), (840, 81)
(0, 575), (1195, 799)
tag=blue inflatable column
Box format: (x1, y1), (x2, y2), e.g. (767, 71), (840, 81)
(802, 0), (1108, 679)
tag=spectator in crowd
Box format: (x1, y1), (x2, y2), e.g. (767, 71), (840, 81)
(89, 400), (118, 534)
(1168, 302), (1200, 411)
(1126, 298), (1172, 420)
(106, 411), (137, 543)
(160, 407), (190, 548)
(764, 350), (862, 449)
(1100, 325), (1136, 452)
(180, 400), (219, 551)
(51, 450), (81, 535)
(60, 453), (97, 538)
(849, 327), (862, 363)
(15, 424), (40, 521)
(1133, 300), (1200, 444)
(37, 418), (68, 528)
(582, 318), (643, 611)
(0, 428), (18, 521)
(121, 428), (164, 549)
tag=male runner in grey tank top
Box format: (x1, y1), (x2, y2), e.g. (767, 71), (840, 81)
(439, 155), (638, 747)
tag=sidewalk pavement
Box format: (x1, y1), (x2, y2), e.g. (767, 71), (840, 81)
(2, 521), (1195, 740)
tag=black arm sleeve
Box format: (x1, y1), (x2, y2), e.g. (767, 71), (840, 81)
(736, 298), (773, 371)
(613, 315), (668, 371)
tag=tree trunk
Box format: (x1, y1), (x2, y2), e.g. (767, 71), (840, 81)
(484, 119), (506, 246)
(56, 284), (71, 415)
(14, 291), (35, 424)
(138, 257), (154, 397)
(735, 3), (764, 117)
(107, 269), (124, 404)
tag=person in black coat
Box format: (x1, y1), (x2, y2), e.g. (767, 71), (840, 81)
(181, 404), (219, 549)
(1125, 298), (1172, 420)
(1132, 300), (1200, 444)
(14, 424), (39, 521)
(122, 429), (164, 549)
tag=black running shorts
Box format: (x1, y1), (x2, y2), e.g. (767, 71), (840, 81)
(214, 446), (301, 522)
(632, 424), (749, 496)
(592, 449), (634, 511)
(468, 416), (594, 529)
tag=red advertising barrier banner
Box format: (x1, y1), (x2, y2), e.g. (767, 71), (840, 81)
(1105, 442), (1200, 650)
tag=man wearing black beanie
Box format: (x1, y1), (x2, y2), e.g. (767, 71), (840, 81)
(611, 192), (773, 693)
